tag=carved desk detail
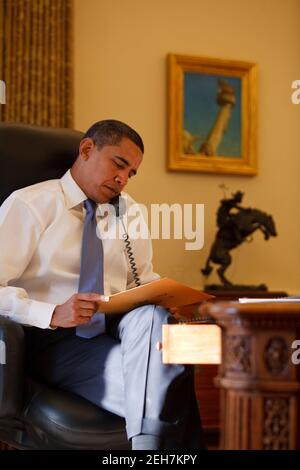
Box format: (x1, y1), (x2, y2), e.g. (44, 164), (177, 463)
(200, 301), (300, 450)
(263, 337), (288, 375)
(263, 396), (290, 449)
(226, 335), (252, 373)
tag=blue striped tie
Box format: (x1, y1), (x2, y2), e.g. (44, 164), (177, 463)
(76, 199), (106, 338)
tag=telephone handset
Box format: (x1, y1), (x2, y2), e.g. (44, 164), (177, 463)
(111, 195), (141, 287)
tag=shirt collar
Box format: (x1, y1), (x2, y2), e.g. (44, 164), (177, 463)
(60, 169), (87, 210)
(60, 170), (128, 214)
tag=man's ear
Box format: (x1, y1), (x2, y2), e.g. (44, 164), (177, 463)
(79, 137), (94, 160)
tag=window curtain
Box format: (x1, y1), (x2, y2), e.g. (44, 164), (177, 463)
(0, 0), (73, 127)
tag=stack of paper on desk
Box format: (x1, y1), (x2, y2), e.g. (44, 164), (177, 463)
(239, 296), (300, 303)
(97, 278), (214, 314)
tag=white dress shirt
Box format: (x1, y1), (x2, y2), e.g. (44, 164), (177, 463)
(0, 170), (159, 329)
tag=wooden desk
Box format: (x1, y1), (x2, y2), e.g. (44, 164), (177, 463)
(200, 301), (300, 449)
(203, 289), (288, 301)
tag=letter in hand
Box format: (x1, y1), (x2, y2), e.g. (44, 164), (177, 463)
(50, 293), (109, 328)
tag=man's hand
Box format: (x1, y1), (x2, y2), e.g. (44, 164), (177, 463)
(50, 293), (109, 328)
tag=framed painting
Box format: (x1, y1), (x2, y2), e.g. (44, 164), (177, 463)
(167, 54), (257, 175)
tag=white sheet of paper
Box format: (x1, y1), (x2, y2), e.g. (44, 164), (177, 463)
(239, 297), (300, 303)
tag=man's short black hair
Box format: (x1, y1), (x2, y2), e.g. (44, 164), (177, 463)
(83, 119), (144, 153)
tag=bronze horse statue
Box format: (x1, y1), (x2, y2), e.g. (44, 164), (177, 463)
(202, 192), (277, 286)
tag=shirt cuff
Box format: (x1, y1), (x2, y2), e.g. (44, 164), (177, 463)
(28, 300), (57, 329)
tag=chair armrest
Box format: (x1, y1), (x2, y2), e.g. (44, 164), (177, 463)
(0, 316), (25, 418)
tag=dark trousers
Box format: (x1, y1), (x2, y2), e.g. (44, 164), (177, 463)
(24, 305), (205, 448)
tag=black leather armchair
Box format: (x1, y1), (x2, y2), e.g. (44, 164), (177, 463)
(0, 123), (129, 449)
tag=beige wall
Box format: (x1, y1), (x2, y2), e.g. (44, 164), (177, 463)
(74, 0), (300, 293)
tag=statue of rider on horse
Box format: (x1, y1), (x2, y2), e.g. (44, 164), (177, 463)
(201, 190), (277, 286)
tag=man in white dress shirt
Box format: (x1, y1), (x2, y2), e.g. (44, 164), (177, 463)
(0, 120), (204, 450)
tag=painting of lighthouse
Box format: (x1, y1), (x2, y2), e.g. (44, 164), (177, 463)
(183, 73), (241, 158)
(168, 54), (257, 176)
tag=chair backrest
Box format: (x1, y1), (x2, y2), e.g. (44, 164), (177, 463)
(0, 123), (83, 205)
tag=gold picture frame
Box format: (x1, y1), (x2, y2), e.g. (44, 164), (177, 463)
(167, 54), (257, 175)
